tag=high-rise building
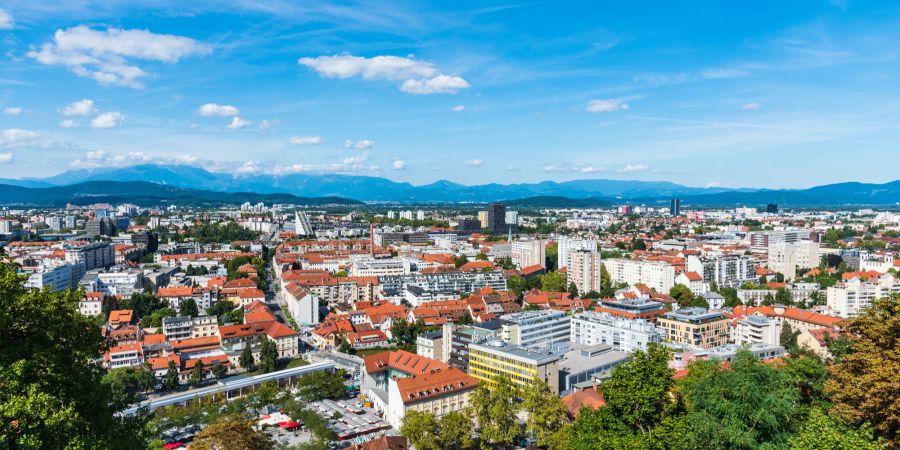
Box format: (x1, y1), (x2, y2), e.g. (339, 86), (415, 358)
(567, 249), (601, 295)
(511, 239), (546, 269)
(570, 311), (663, 353)
(294, 211), (314, 236)
(499, 310), (570, 348)
(557, 237), (597, 269)
(767, 241), (821, 280)
(686, 254), (757, 288)
(504, 211), (518, 225)
(477, 211), (489, 229)
(670, 198), (681, 216)
(486, 202), (507, 234)
(766, 203), (779, 214)
(602, 258), (676, 293)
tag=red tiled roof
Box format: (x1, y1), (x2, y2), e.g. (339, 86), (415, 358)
(395, 367), (478, 405)
(363, 349), (448, 376)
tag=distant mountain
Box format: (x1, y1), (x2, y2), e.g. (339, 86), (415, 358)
(0, 181), (361, 207)
(6, 164), (900, 206)
(503, 196), (614, 208)
(22, 164), (743, 202)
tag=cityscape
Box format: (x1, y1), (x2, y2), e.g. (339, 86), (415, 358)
(1, 2), (899, 450)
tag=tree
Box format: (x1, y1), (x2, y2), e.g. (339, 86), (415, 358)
(523, 378), (570, 448)
(453, 255), (469, 268)
(668, 284), (695, 308)
(506, 276), (526, 296)
(826, 297), (900, 445)
(437, 410), (475, 450)
(102, 365), (155, 404)
(601, 344), (673, 434)
(720, 287), (741, 307)
(211, 363), (228, 381)
(780, 321), (801, 354)
(295, 370), (346, 401)
(189, 360), (205, 386)
(178, 298), (199, 317)
(599, 264), (614, 298)
(568, 281), (579, 299)
(191, 415), (274, 450)
(259, 338), (278, 374)
(540, 271), (568, 293)
(0, 263), (149, 449)
(475, 252), (489, 261)
(679, 349), (800, 448)
(400, 410), (441, 450)
(472, 375), (519, 449)
(775, 287), (793, 306)
(632, 239), (647, 251)
(239, 345), (255, 370)
(789, 407), (884, 450)
(163, 360), (180, 390)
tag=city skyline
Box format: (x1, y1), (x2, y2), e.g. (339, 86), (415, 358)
(3, 1), (900, 188)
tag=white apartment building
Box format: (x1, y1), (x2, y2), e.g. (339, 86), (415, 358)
(567, 249), (602, 295)
(349, 257), (410, 277)
(557, 237), (597, 269)
(732, 314), (781, 346)
(768, 241), (821, 280)
(511, 239), (546, 269)
(284, 282), (320, 325)
(827, 274), (900, 318)
(499, 310), (570, 348)
(570, 311), (663, 353)
(24, 262), (77, 291)
(602, 258), (676, 293)
(686, 254), (757, 288)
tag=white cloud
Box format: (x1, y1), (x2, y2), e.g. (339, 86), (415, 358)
(701, 68), (751, 79)
(62, 99), (96, 116)
(299, 54), (469, 95)
(400, 75), (470, 94)
(70, 150), (198, 169)
(3, 106), (22, 115)
(452, 105), (465, 112)
(466, 159), (484, 167)
(543, 163), (603, 173)
(235, 160), (261, 174)
(227, 117), (250, 129)
(1, 128), (40, 148)
(298, 54), (437, 80)
(59, 119), (79, 128)
(392, 159), (407, 170)
(345, 139), (375, 150)
(27, 26), (210, 88)
(198, 103), (239, 117)
(742, 102), (761, 110)
(0, 8), (13, 30)
(619, 164), (649, 173)
(91, 111), (124, 128)
(272, 151), (377, 175)
(0, 153), (12, 163)
(258, 119), (279, 130)
(586, 99), (629, 113)
(289, 136), (324, 145)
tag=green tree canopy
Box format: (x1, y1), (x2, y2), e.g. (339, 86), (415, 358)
(0, 263), (149, 449)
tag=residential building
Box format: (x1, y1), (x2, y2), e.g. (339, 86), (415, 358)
(686, 254), (757, 288)
(442, 320), (502, 370)
(499, 310), (570, 349)
(567, 249), (601, 294)
(658, 308), (730, 349)
(768, 241), (821, 280)
(595, 297), (666, 322)
(570, 311), (663, 353)
(602, 258), (676, 293)
(284, 282), (320, 325)
(511, 239), (546, 269)
(827, 274), (900, 318)
(416, 330), (444, 361)
(732, 314), (781, 346)
(557, 237), (597, 270)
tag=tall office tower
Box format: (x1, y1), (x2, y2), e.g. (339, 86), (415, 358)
(766, 203), (779, 214)
(568, 249), (602, 295)
(487, 202), (507, 234)
(295, 211), (314, 236)
(670, 198), (681, 216)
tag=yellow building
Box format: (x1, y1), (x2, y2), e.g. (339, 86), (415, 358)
(477, 211), (489, 229)
(467, 339), (561, 393)
(657, 307), (730, 349)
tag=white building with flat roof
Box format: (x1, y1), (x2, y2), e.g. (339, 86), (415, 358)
(570, 311), (663, 353)
(603, 258), (676, 293)
(499, 309), (570, 349)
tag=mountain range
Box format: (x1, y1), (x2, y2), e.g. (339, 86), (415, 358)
(0, 181), (361, 208)
(1, 164), (899, 207)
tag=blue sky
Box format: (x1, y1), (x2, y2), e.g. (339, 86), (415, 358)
(2, 1), (900, 188)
